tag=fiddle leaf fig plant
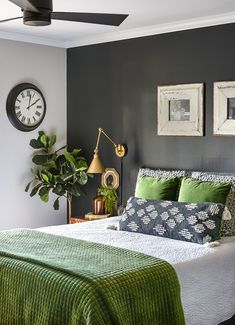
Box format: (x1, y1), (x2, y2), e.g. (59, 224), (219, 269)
(26, 131), (92, 220)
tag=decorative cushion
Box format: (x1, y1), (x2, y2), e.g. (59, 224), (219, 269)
(178, 177), (231, 204)
(191, 172), (235, 236)
(119, 197), (225, 245)
(135, 176), (180, 201)
(137, 168), (186, 179)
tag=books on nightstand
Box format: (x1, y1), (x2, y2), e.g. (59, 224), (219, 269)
(85, 212), (111, 221)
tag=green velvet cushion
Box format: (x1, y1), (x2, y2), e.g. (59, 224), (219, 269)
(135, 176), (180, 201)
(178, 177), (231, 204)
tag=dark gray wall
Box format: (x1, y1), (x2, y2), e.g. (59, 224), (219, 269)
(67, 23), (235, 216)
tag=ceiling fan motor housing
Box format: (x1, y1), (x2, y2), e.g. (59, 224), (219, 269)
(23, 0), (53, 26)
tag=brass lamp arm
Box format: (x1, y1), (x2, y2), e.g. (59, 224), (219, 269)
(95, 127), (127, 158)
(97, 128), (117, 149)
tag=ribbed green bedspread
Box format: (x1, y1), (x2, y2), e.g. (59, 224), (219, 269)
(0, 229), (185, 325)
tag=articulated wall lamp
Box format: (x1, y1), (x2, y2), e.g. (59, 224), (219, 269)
(87, 128), (127, 174)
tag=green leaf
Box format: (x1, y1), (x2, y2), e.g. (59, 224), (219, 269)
(29, 139), (44, 149)
(41, 173), (49, 183)
(55, 155), (66, 169)
(75, 160), (88, 171)
(30, 184), (42, 197)
(40, 193), (49, 203)
(87, 173), (94, 178)
(39, 186), (50, 197)
(60, 172), (73, 182)
(32, 154), (49, 165)
(30, 168), (38, 178)
(38, 186), (50, 202)
(64, 151), (76, 166)
(42, 160), (57, 169)
(48, 135), (56, 148)
(38, 131), (45, 137)
(77, 171), (88, 185)
(25, 180), (33, 192)
(40, 134), (48, 147)
(69, 182), (85, 197)
(53, 198), (59, 210)
(53, 184), (65, 196)
(71, 148), (81, 158)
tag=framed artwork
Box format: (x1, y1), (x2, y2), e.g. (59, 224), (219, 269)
(157, 83), (204, 136)
(101, 168), (119, 189)
(214, 81), (235, 136)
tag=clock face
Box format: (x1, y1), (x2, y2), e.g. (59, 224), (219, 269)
(15, 89), (45, 127)
(6, 83), (46, 132)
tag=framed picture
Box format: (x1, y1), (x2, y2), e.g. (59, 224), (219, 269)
(101, 168), (119, 189)
(157, 83), (204, 136)
(214, 81), (235, 136)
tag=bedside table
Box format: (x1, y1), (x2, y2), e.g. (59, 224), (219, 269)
(69, 213), (111, 224)
(69, 217), (88, 224)
(85, 212), (111, 221)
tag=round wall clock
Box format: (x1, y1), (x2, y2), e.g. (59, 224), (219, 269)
(6, 83), (46, 132)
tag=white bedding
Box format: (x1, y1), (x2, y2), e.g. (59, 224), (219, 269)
(39, 217), (235, 325)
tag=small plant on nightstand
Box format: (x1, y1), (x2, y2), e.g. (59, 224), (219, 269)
(98, 187), (118, 215)
(25, 131), (92, 221)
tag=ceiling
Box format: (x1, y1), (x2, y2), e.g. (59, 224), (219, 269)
(0, 0), (235, 48)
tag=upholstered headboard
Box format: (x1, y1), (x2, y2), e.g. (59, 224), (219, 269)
(136, 167), (235, 236)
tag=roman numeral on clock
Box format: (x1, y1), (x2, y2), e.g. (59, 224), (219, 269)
(16, 111), (22, 119)
(35, 111), (41, 117)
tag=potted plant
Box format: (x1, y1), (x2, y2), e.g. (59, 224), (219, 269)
(98, 187), (118, 215)
(25, 131), (92, 221)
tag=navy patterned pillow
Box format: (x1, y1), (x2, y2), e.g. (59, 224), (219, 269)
(119, 197), (225, 244)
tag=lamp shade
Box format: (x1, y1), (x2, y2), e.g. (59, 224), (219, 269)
(87, 153), (105, 174)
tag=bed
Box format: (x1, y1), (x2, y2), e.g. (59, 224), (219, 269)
(1, 168), (235, 324)
(39, 217), (235, 325)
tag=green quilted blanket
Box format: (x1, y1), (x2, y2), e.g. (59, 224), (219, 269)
(0, 229), (185, 325)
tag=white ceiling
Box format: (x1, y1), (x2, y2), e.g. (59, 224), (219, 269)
(0, 0), (235, 48)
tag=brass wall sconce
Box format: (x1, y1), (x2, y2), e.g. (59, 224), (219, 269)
(87, 128), (127, 174)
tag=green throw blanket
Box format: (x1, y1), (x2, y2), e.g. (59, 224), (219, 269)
(0, 229), (185, 325)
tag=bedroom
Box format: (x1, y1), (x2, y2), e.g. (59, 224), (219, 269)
(0, 0), (235, 324)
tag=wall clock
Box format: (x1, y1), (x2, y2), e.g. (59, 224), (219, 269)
(6, 83), (46, 132)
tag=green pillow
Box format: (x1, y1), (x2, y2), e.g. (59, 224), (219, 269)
(178, 177), (231, 204)
(135, 176), (180, 201)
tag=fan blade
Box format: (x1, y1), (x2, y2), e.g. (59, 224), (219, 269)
(9, 0), (39, 13)
(0, 16), (22, 23)
(51, 12), (128, 26)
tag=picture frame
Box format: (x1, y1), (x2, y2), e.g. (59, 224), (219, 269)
(214, 81), (235, 136)
(157, 83), (204, 136)
(101, 168), (119, 189)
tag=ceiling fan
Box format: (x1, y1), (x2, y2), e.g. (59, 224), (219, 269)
(0, 0), (128, 27)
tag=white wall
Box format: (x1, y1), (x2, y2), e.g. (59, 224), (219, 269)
(0, 39), (67, 230)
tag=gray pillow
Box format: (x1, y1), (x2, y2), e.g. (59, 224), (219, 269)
(191, 172), (235, 236)
(120, 197), (225, 245)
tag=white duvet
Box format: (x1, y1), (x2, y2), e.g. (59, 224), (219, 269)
(39, 217), (235, 325)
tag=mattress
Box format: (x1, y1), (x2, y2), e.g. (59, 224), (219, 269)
(39, 217), (235, 325)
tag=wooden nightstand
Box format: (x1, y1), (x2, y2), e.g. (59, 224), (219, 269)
(85, 212), (111, 221)
(69, 213), (111, 224)
(69, 217), (88, 224)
